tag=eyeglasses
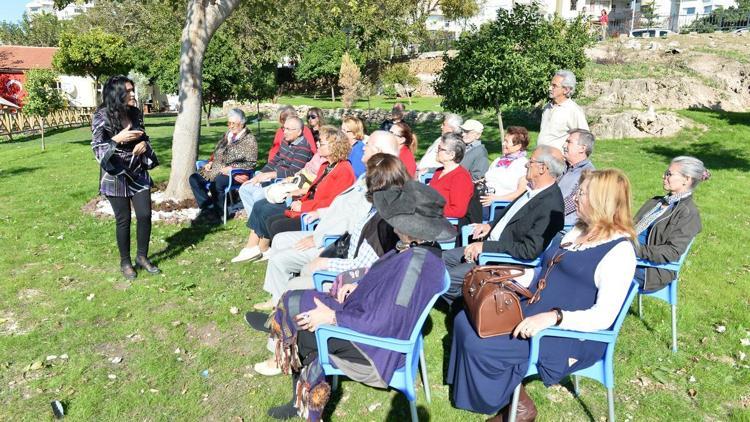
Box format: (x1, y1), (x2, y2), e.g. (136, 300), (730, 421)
(307, 114), (318, 119)
(342, 129), (353, 134)
(319, 142), (330, 147)
(663, 170), (678, 178)
(283, 126), (299, 131)
(576, 188), (587, 199)
(227, 121), (239, 127)
(437, 147), (449, 153)
(526, 159), (545, 168)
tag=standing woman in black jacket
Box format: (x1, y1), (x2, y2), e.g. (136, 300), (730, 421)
(633, 156), (710, 291)
(92, 75), (160, 279)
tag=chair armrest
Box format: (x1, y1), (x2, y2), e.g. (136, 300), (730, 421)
(489, 201), (510, 221)
(196, 160), (209, 171)
(478, 252), (540, 267)
(461, 225), (473, 246)
(323, 235), (340, 247)
(313, 270), (340, 292)
(528, 327), (616, 363)
(316, 324), (414, 360)
(300, 214), (320, 231)
(636, 258), (680, 272)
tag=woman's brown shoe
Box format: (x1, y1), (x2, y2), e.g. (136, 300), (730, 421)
(515, 386), (538, 422)
(121, 262), (137, 280)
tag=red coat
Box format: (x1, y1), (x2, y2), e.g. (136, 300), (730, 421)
(399, 145), (417, 179)
(268, 126), (317, 162)
(428, 166), (474, 218)
(285, 160), (356, 218)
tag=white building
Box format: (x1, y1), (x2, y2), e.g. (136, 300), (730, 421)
(25, 0), (95, 20)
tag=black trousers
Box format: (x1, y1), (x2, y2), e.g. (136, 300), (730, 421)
(189, 172), (231, 211)
(296, 330), (368, 367)
(266, 214), (303, 241)
(106, 190), (152, 263)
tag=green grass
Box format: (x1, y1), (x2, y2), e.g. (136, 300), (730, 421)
(1, 111), (749, 420)
(276, 95), (445, 112)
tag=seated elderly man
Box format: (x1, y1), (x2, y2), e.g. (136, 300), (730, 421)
(418, 113), (463, 174)
(234, 116), (314, 262)
(189, 108), (258, 222)
(459, 119), (490, 181)
(441, 145), (566, 303)
(537, 69), (589, 152)
(559, 128), (596, 226)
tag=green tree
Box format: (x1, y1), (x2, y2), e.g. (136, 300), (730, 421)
(295, 34), (352, 102)
(52, 28), (133, 87)
(380, 63), (419, 103)
(0, 12), (68, 46)
(339, 52), (362, 108)
(23, 69), (65, 151)
(640, 0), (659, 28)
(435, 3), (593, 137)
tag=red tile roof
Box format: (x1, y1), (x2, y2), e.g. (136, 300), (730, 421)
(0, 46), (58, 71)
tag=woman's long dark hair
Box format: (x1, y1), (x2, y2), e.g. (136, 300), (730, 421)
(98, 75), (140, 133)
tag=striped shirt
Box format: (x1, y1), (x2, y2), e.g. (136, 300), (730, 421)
(261, 135), (313, 178)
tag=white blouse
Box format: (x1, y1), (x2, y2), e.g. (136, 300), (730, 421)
(484, 155), (528, 197)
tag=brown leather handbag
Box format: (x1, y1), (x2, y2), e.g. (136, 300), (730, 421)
(462, 265), (539, 338)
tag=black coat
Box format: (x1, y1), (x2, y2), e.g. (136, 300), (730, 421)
(483, 183), (565, 260)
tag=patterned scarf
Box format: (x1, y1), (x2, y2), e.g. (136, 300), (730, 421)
(634, 191), (692, 235)
(495, 150), (526, 168)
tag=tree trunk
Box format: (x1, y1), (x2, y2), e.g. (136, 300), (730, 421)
(496, 108), (505, 141)
(256, 100), (261, 136)
(40, 118), (45, 151)
(163, 0), (241, 201)
(330, 85), (335, 103)
(203, 101), (211, 127)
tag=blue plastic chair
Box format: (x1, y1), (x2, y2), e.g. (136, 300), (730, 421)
(636, 239), (695, 353)
(313, 270), (340, 292)
(438, 217), (460, 250)
(315, 270), (450, 422)
(419, 171), (434, 184)
(194, 160), (253, 224)
(488, 200), (510, 222)
(300, 213), (319, 231)
(508, 281), (639, 422)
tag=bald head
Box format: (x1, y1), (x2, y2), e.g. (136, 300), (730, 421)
(363, 130), (399, 163)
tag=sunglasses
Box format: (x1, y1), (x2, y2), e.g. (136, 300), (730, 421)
(307, 114), (318, 119)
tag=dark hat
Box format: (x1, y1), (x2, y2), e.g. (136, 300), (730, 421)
(373, 181), (456, 242)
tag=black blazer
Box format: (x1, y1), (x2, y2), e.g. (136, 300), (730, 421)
(483, 183), (565, 260)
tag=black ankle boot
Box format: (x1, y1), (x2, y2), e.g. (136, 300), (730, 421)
(135, 255), (160, 274)
(120, 260), (137, 280)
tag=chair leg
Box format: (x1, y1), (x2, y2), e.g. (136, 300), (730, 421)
(409, 399), (418, 422)
(638, 295), (643, 319)
(671, 304), (678, 353)
(223, 193), (228, 225)
(419, 348), (431, 403)
(332, 375), (339, 391)
(607, 387), (615, 422)
(508, 383), (522, 422)
(573, 374), (580, 396)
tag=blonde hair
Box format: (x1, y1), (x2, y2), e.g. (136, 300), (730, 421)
(576, 169), (636, 242)
(342, 116), (365, 140)
(320, 125), (351, 163)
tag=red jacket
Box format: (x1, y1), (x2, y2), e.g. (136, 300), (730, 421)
(285, 160), (356, 218)
(428, 166), (474, 218)
(399, 145), (417, 179)
(268, 126), (317, 162)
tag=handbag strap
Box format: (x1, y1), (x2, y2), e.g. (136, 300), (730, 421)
(528, 243), (570, 304)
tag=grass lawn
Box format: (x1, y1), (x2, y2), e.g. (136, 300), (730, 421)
(276, 95), (444, 112)
(1, 110), (749, 421)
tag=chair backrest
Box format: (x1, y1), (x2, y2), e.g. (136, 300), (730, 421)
(488, 200), (510, 222)
(608, 281), (639, 334)
(674, 238), (695, 274)
(419, 172), (434, 184)
(406, 270), (450, 345)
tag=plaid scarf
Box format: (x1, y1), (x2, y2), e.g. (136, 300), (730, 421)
(634, 192), (692, 235)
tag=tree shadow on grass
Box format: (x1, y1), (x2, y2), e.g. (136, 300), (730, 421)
(643, 140), (750, 171)
(149, 221), (223, 264)
(0, 166), (43, 177)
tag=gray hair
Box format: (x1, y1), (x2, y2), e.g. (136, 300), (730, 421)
(555, 69), (577, 97)
(440, 133), (466, 163)
(535, 145), (566, 178)
(227, 108), (246, 126)
(568, 128), (595, 156)
(286, 116), (303, 131)
(368, 130), (400, 156)
(278, 105), (297, 122)
(443, 113), (464, 134)
(672, 156), (710, 189)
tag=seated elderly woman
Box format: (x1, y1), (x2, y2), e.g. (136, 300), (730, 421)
(428, 133), (474, 219)
(447, 169), (636, 421)
(263, 180), (453, 421)
(633, 156), (709, 292)
(479, 126), (530, 217)
(239, 127), (355, 262)
(189, 108), (258, 222)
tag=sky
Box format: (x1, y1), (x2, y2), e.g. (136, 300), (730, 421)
(0, 0), (31, 23)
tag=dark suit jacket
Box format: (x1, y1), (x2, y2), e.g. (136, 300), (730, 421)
(483, 183), (565, 260)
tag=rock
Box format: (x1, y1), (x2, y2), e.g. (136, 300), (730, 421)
(624, 39), (641, 50)
(590, 109), (691, 139)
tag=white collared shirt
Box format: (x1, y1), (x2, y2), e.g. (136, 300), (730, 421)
(537, 98), (588, 151)
(488, 183), (554, 241)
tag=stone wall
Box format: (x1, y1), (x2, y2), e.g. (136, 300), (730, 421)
(223, 102), (447, 125)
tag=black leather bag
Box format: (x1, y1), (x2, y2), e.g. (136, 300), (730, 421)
(319, 232), (352, 259)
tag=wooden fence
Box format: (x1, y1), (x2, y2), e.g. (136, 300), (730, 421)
(0, 107), (96, 140)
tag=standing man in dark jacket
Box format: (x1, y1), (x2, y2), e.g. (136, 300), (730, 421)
(441, 146), (566, 303)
